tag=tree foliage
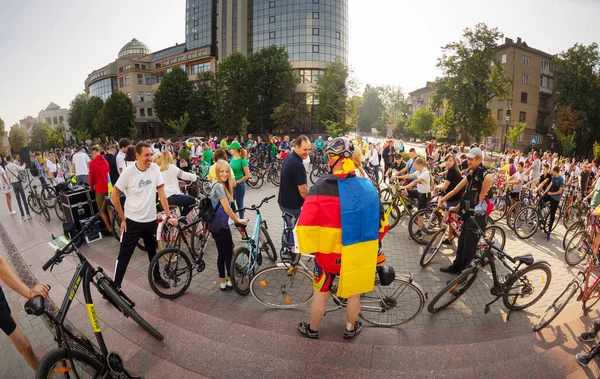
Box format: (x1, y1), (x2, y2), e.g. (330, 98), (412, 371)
(314, 59), (357, 133)
(165, 112), (190, 139)
(432, 23), (511, 140)
(29, 121), (54, 150)
(357, 85), (385, 132)
(0, 117), (5, 140)
(189, 72), (215, 134)
(213, 53), (251, 134)
(271, 92), (310, 135)
(84, 96), (104, 137)
(408, 108), (437, 139)
(508, 122), (526, 147)
(555, 105), (578, 143)
(154, 67), (194, 128)
(380, 85), (410, 125)
(553, 43), (600, 156)
(97, 92), (136, 139)
(68, 93), (87, 133)
(9, 125), (28, 154)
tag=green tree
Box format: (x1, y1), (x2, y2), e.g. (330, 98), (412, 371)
(357, 85), (385, 132)
(154, 67), (194, 131)
(83, 96), (104, 138)
(314, 59), (357, 133)
(561, 135), (577, 157)
(239, 116), (250, 141)
(380, 85), (410, 125)
(347, 96), (362, 132)
(189, 72), (215, 134)
(0, 117), (5, 140)
(68, 93), (87, 136)
(554, 43), (600, 156)
(271, 93), (310, 134)
(432, 23), (511, 141)
(30, 121), (53, 150)
(555, 105), (578, 150)
(165, 112), (190, 139)
(593, 141), (600, 159)
(214, 53), (250, 134)
(322, 120), (344, 137)
(408, 108), (437, 139)
(508, 121), (526, 147)
(393, 117), (411, 138)
(98, 91), (136, 139)
(9, 125), (28, 154)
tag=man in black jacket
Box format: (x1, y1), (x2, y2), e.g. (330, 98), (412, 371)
(382, 140), (397, 183)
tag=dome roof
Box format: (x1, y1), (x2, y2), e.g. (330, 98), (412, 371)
(118, 38), (151, 59)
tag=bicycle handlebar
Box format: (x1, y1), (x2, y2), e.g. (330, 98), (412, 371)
(42, 213), (102, 271)
(234, 195), (276, 213)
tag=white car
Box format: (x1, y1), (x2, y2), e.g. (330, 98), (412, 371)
(186, 137), (205, 147)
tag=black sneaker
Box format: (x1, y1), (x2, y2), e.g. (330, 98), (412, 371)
(580, 331), (597, 342)
(344, 321), (363, 339)
(442, 239), (453, 245)
(154, 277), (171, 289)
(415, 230), (423, 238)
(298, 322), (319, 339)
(576, 352), (590, 367)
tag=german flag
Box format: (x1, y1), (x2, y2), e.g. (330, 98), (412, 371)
(296, 174), (380, 298)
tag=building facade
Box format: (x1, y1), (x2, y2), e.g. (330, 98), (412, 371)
(19, 116), (37, 134)
(407, 82), (442, 118)
(489, 37), (558, 151)
(38, 102), (72, 141)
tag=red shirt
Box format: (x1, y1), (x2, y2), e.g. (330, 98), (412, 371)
(89, 154), (110, 194)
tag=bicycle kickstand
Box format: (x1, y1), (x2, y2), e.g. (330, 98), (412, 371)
(506, 294), (519, 322)
(483, 296), (501, 315)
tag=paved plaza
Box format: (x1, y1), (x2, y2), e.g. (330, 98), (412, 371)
(0, 157), (599, 377)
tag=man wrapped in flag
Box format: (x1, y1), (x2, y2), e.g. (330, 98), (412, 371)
(296, 137), (388, 340)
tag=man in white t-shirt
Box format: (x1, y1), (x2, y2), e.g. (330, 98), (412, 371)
(72, 146), (91, 185)
(111, 142), (177, 289)
(530, 151), (542, 180)
(116, 138), (130, 174)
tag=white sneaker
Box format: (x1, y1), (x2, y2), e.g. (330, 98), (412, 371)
(220, 281), (227, 291)
(226, 279), (233, 288)
(26, 215), (31, 220)
(10, 211), (16, 215)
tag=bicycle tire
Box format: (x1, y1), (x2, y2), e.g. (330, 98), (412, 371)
(564, 231), (591, 266)
(360, 278), (425, 326)
(54, 197), (65, 222)
(96, 277), (164, 340)
(506, 202), (523, 230)
(483, 225), (506, 251)
(533, 279), (579, 332)
(563, 221), (584, 251)
(41, 200), (51, 222)
(489, 196), (507, 222)
(269, 169), (281, 187)
(28, 194), (43, 214)
(310, 167), (323, 185)
(379, 188), (393, 203)
(514, 206), (539, 240)
(250, 265), (314, 308)
(191, 221), (209, 257)
(502, 263), (552, 310)
(420, 228), (445, 267)
(247, 169), (264, 189)
(260, 226), (277, 262)
(41, 186), (58, 208)
(428, 267), (478, 313)
(563, 204), (581, 229)
(382, 202), (401, 230)
(541, 202), (561, 234)
(36, 348), (106, 379)
(148, 248), (192, 299)
(231, 247), (252, 296)
(409, 208), (442, 245)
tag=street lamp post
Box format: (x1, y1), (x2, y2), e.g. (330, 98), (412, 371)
(258, 95), (264, 138)
(503, 104), (512, 152)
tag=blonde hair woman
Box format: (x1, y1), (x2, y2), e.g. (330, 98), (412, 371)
(352, 149), (366, 178)
(210, 159), (248, 290)
(158, 150), (197, 217)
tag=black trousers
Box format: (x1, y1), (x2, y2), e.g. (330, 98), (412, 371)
(452, 215), (487, 271)
(114, 219), (159, 288)
(542, 194), (559, 232)
(213, 228), (234, 278)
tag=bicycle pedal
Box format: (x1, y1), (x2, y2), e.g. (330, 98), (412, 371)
(484, 305), (490, 314)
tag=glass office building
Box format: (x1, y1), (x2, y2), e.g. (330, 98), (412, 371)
(186, 0), (216, 51)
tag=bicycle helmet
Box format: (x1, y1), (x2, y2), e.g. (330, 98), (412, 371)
(324, 137), (353, 159)
(376, 265), (396, 286)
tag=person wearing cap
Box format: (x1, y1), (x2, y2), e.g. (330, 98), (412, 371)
(436, 147), (493, 274)
(228, 141), (250, 219)
(382, 139), (397, 183)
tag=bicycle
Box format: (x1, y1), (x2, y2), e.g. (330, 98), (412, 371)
(26, 213), (162, 378)
(563, 213), (599, 266)
(25, 181), (51, 222)
(249, 251), (426, 327)
(534, 250), (600, 331)
(147, 208), (211, 299)
(106, 196), (146, 251)
(513, 195), (562, 240)
(563, 193), (587, 229)
(309, 160), (329, 185)
(230, 196), (278, 295)
(248, 160), (282, 189)
(428, 218), (552, 317)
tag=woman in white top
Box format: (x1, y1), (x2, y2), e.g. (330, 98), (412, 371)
(190, 139), (202, 165)
(124, 146), (137, 168)
(0, 161), (16, 215)
(46, 153), (64, 184)
(158, 150), (197, 217)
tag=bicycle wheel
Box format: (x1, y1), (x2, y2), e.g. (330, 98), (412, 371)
(36, 348), (104, 379)
(483, 225), (506, 251)
(502, 263), (552, 310)
(360, 278), (425, 326)
(420, 228), (445, 267)
(489, 196), (507, 222)
(563, 221), (584, 251)
(514, 206), (539, 240)
(54, 197), (65, 222)
(191, 221), (209, 258)
(533, 279), (579, 332)
(41, 201), (51, 222)
(269, 169), (281, 187)
(41, 186), (58, 208)
(157, 222), (178, 251)
(379, 188), (393, 203)
(563, 204), (582, 229)
(260, 226), (277, 262)
(231, 247), (252, 296)
(247, 169), (264, 189)
(564, 231), (592, 266)
(28, 194), (42, 214)
(506, 202), (523, 230)
(428, 267), (478, 313)
(541, 202), (561, 233)
(148, 248), (192, 299)
(112, 211), (122, 240)
(409, 208), (442, 245)
(382, 202), (401, 230)
(310, 167), (323, 185)
(96, 277), (164, 340)
(250, 265), (314, 308)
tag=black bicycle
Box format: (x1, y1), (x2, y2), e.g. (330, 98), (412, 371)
(25, 213), (162, 378)
(428, 217), (552, 318)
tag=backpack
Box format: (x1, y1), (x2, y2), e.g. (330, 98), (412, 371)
(30, 163), (39, 177)
(198, 197), (215, 222)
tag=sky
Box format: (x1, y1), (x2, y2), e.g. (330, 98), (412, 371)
(0, 0), (599, 127)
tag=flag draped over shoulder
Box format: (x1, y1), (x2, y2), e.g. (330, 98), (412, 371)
(107, 173), (113, 197)
(295, 175), (380, 298)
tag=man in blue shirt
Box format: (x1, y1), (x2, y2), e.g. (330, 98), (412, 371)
(399, 148), (418, 182)
(542, 165), (564, 241)
(315, 136), (324, 151)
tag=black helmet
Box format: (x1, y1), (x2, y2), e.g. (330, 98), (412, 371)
(376, 266), (396, 286)
(324, 137), (353, 159)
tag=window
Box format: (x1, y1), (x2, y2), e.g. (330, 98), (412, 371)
(148, 108), (153, 117)
(45, 117), (51, 124)
(125, 75), (130, 86)
(519, 111), (526, 122)
(313, 28), (319, 36)
(59, 116), (64, 123)
(119, 77), (124, 88)
(134, 64), (140, 69)
(137, 74), (143, 84)
(269, 31), (275, 39)
(141, 64), (146, 70)
(119, 67), (124, 73)
(191, 62), (211, 75)
(194, 7), (198, 13)
(145, 75), (151, 85)
(140, 108), (145, 117)
(313, 45), (319, 53)
(198, 50), (207, 57)
(497, 109), (503, 121)
(313, 0), (319, 3)
(522, 73), (529, 84)
(523, 55), (529, 66)
(155, 63), (161, 69)
(313, 12), (319, 19)
(138, 92), (144, 102)
(187, 54), (194, 59)
(194, 20), (199, 26)
(194, 34), (198, 40)
(501, 54), (507, 64)
(269, 16), (275, 23)
(178, 56), (184, 62)
(539, 97), (548, 108)
(52, 117), (58, 125)
(163, 61), (168, 66)
(146, 92), (152, 102)
(269, 1), (275, 7)
(170, 59), (175, 64)
(541, 60), (552, 72)
(520, 92), (528, 103)
(125, 64), (130, 70)
(518, 132), (524, 142)
(537, 115), (545, 125)
(336, 31), (341, 40)
(126, 92), (131, 99)
(538, 135), (544, 144)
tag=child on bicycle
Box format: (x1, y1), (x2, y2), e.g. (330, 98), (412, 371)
(397, 157), (431, 238)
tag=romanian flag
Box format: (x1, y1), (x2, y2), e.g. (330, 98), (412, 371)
(296, 174), (380, 298)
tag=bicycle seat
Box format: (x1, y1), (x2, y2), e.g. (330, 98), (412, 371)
(24, 296), (45, 316)
(514, 254), (534, 265)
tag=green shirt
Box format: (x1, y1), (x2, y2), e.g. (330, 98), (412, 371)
(220, 139), (228, 149)
(202, 149), (213, 165)
(591, 177), (600, 208)
(270, 144), (276, 156)
(230, 157), (248, 181)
